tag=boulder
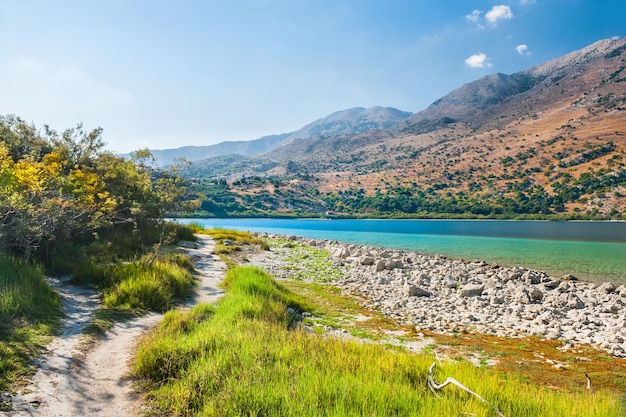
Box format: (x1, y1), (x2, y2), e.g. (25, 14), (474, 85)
(514, 288), (531, 304)
(543, 279), (560, 290)
(403, 284), (431, 297)
(611, 346), (626, 358)
(597, 282), (616, 294)
(601, 303), (622, 314)
(522, 271), (541, 285)
(385, 259), (404, 270)
(460, 284), (484, 298)
(566, 293), (585, 310)
(490, 294), (505, 305)
(375, 260), (386, 272)
(359, 255), (375, 266)
(529, 287), (544, 302)
(443, 277), (458, 289)
(333, 247), (351, 259)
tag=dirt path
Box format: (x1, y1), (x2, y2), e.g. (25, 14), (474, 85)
(4, 235), (225, 417)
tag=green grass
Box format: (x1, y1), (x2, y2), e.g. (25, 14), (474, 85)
(103, 253), (196, 312)
(197, 228), (270, 255)
(0, 256), (62, 390)
(266, 237), (345, 282)
(75, 251), (198, 342)
(133, 266), (624, 417)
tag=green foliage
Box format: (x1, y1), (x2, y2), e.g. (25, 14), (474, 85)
(0, 115), (202, 394)
(134, 266), (623, 417)
(186, 176), (327, 218)
(0, 115), (195, 269)
(0, 256), (61, 390)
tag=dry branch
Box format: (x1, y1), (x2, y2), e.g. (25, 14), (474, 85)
(428, 361), (507, 417)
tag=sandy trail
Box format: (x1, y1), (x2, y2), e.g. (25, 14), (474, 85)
(4, 235), (225, 417)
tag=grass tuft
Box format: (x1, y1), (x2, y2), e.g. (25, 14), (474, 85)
(103, 254), (196, 312)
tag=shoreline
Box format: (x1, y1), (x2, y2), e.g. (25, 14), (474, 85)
(253, 233), (626, 358)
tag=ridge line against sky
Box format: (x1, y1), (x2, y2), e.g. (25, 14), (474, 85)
(0, 0), (624, 153)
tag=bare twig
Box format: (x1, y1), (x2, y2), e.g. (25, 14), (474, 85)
(584, 372), (593, 392)
(428, 362), (507, 417)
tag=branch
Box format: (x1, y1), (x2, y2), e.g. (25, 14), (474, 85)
(584, 372), (592, 392)
(428, 362), (507, 417)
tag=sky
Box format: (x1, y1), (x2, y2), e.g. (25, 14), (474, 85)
(0, 1), (624, 153)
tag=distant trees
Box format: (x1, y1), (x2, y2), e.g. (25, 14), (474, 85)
(185, 172), (625, 219)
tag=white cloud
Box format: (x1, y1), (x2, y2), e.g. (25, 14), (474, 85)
(516, 44), (531, 55)
(466, 10), (482, 22)
(465, 53), (492, 68)
(485, 5), (513, 25)
(519, 0), (536, 5)
(465, 9), (486, 29)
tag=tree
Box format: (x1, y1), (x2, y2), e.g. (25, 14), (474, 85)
(0, 117), (192, 265)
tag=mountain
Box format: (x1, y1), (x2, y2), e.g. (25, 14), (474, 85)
(183, 38), (626, 218)
(399, 38), (626, 134)
(131, 133), (289, 167)
(134, 106), (412, 166)
(282, 106), (413, 142)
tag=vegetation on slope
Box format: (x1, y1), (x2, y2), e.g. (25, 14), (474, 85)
(182, 169), (626, 219)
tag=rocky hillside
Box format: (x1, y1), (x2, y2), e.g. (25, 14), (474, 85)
(134, 106), (412, 166)
(183, 38), (626, 218)
(399, 38), (626, 134)
(283, 106), (413, 141)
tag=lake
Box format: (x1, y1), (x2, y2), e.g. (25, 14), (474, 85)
(177, 218), (626, 285)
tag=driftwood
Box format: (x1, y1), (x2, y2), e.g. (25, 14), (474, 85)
(428, 362), (507, 417)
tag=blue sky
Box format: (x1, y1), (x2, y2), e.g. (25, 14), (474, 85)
(0, 1), (624, 153)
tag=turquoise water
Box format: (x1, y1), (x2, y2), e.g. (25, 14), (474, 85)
(178, 218), (626, 284)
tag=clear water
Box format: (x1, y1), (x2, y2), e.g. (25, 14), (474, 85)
(178, 218), (626, 285)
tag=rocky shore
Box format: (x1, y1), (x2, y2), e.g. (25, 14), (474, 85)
(255, 234), (626, 358)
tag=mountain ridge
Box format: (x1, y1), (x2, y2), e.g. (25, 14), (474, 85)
(183, 38), (626, 218)
(133, 106), (412, 166)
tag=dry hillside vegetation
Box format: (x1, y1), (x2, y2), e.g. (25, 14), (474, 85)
(184, 38), (626, 218)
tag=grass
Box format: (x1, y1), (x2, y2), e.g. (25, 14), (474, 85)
(191, 227), (270, 268)
(0, 256), (62, 391)
(0, 222), (198, 392)
(133, 266), (624, 417)
(198, 228), (270, 255)
(103, 253), (196, 312)
(267, 237), (345, 282)
(75, 250), (198, 341)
